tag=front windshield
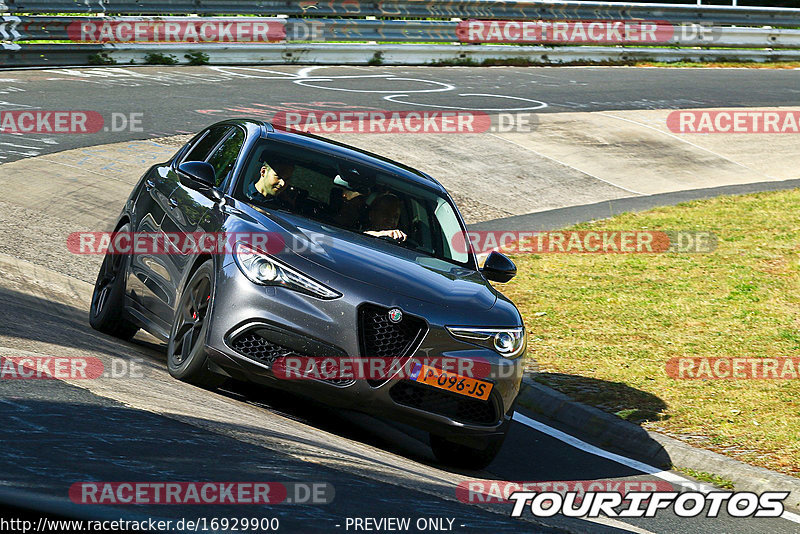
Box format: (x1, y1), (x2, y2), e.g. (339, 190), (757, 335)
(234, 139), (473, 269)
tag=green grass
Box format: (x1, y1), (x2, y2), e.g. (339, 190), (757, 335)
(637, 60), (800, 69)
(143, 52), (178, 65)
(504, 188), (800, 476)
(675, 467), (735, 490)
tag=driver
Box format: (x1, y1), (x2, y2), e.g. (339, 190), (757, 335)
(247, 158), (296, 202)
(363, 193), (407, 242)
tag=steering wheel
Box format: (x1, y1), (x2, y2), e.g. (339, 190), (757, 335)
(379, 234), (421, 250)
(404, 236), (420, 248)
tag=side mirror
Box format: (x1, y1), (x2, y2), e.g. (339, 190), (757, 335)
(178, 161), (216, 190)
(481, 251), (517, 283)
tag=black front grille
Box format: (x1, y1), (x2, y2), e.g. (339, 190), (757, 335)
(389, 380), (498, 425)
(231, 332), (352, 386)
(359, 305), (426, 386)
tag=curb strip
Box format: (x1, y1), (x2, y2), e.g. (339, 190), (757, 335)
(517, 375), (800, 509)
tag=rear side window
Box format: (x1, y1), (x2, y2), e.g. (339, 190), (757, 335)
(182, 125), (231, 164)
(206, 127), (245, 187)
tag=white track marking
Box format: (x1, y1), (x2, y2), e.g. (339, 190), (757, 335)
(489, 133), (645, 195)
(300, 74), (394, 80)
(599, 112), (780, 181)
(297, 66), (382, 77)
(0, 100), (36, 109)
(582, 517), (657, 534)
(187, 66), (553, 119)
(0, 151), (37, 158)
(8, 134), (58, 144)
(513, 412), (800, 524)
(293, 77), (454, 93)
(297, 66), (323, 77)
(0, 142), (40, 150)
(206, 66), (303, 79)
(385, 93), (547, 111)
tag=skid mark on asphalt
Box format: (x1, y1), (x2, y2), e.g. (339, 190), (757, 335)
(597, 112), (779, 182)
(488, 133), (645, 195)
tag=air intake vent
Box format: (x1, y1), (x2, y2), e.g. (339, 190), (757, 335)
(231, 331), (352, 386)
(389, 380), (498, 425)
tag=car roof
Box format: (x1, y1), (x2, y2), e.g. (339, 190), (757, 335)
(212, 118), (446, 193)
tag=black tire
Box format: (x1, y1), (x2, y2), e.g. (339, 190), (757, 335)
(89, 223), (139, 340)
(167, 260), (224, 388)
(430, 423), (510, 470)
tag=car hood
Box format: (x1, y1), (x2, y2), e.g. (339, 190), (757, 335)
(253, 209), (498, 311)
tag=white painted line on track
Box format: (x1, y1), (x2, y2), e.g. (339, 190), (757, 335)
(384, 93), (547, 111)
(300, 74), (394, 80)
(7, 134), (58, 144)
(581, 517), (657, 534)
(0, 142), (40, 150)
(294, 77), (454, 93)
(297, 66), (324, 78)
(206, 66), (303, 79)
(512, 412), (800, 524)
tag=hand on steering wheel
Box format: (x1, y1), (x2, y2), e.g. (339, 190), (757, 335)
(368, 229), (407, 241)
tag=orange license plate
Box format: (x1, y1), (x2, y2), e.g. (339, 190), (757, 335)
(410, 363), (493, 401)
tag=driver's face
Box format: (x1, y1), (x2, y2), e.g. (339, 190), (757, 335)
(260, 163), (294, 196)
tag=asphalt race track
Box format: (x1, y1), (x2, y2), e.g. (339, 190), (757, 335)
(2, 65), (800, 162)
(1, 65), (800, 533)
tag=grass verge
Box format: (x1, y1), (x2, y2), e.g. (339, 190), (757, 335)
(503, 188), (800, 476)
(675, 467), (735, 490)
(636, 60), (800, 69)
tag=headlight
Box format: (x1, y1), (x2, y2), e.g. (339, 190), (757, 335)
(447, 326), (526, 359)
(233, 242), (340, 300)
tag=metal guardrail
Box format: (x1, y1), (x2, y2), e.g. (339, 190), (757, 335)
(2, 1), (800, 68)
(2, 0), (800, 27)
(3, 16), (800, 48)
(3, 42), (800, 68)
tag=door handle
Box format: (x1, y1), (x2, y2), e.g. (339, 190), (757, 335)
(145, 178), (156, 191)
(168, 198), (178, 209)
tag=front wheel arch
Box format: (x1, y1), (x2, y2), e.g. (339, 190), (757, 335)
(167, 257), (224, 388)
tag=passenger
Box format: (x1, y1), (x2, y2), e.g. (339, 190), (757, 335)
(332, 188), (366, 228)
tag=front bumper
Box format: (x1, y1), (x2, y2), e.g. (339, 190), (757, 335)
(205, 261), (524, 447)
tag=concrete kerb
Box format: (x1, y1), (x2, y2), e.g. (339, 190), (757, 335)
(468, 178), (800, 232)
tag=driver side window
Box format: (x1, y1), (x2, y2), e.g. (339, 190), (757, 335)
(206, 127), (245, 188)
(181, 125), (231, 165)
